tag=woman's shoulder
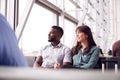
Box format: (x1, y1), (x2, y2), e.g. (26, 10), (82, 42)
(90, 46), (100, 52)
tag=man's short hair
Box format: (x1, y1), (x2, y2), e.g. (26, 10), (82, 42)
(52, 25), (64, 37)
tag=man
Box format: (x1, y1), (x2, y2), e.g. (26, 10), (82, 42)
(0, 13), (27, 66)
(34, 26), (72, 69)
(112, 40), (120, 57)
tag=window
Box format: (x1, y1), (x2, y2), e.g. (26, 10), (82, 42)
(59, 18), (77, 48)
(64, 19), (76, 48)
(47, 0), (62, 9)
(19, 0), (28, 22)
(65, 0), (77, 19)
(19, 4), (57, 56)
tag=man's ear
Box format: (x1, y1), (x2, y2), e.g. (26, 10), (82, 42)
(58, 33), (62, 39)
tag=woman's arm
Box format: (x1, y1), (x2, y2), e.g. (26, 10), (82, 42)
(80, 47), (100, 69)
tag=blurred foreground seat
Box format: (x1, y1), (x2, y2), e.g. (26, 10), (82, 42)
(25, 56), (36, 67)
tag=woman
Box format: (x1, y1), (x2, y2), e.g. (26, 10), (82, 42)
(71, 25), (100, 69)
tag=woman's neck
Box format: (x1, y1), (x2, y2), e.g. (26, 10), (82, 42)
(81, 40), (88, 49)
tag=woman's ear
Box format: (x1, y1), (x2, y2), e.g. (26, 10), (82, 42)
(57, 33), (62, 40)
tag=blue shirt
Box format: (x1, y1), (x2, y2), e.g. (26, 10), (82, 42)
(73, 46), (100, 69)
(0, 14), (27, 67)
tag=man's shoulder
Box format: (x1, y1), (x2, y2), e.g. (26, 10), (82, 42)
(60, 43), (71, 50)
(41, 44), (51, 50)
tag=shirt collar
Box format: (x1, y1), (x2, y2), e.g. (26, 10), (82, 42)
(50, 42), (62, 48)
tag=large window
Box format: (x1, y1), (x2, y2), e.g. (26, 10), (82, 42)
(47, 0), (62, 9)
(19, 4), (57, 56)
(19, 0), (28, 22)
(65, 0), (77, 19)
(64, 19), (76, 48)
(47, 0), (77, 19)
(59, 16), (77, 48)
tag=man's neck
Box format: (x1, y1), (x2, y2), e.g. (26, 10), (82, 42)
(51, 41), (60, 47)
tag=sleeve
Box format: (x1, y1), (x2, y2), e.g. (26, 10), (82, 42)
(80, 47), (100, 69)
(63, 47), (72, 63)
(38, 47), (44, 56)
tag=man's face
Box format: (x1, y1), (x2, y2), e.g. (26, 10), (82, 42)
(48, 28), (60, 42)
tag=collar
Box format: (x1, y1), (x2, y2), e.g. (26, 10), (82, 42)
(50, 42), (62, 48)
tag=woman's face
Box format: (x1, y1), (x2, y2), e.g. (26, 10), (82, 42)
(76, 29), (88, 42)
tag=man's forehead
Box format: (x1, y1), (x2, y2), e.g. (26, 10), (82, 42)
(50, 28), (58, 32)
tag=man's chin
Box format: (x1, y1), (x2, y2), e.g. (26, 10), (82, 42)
(48, 39), (54, 42)
(48, 40), (52, 42)
(48, 37), (55, 42)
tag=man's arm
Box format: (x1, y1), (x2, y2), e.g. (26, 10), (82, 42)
(33, 56), (43, 68)
(63, 62), (72, 65)
(80, 47), (100, 69)
(63, 48), (72, 65)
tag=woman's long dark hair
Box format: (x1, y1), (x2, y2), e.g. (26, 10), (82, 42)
(72, 25), (96, 55)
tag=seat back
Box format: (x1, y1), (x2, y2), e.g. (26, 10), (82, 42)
(25, 56), (36, 67)
(94, 57), (106, 69)
(101, 57), (120, 70)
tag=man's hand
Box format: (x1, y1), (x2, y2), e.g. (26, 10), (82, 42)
(54, 63), (60, 69)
